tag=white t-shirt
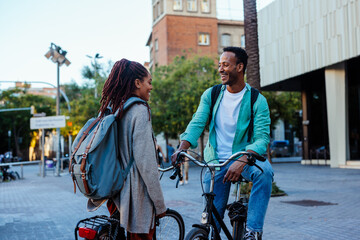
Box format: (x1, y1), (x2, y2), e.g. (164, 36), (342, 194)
(215, 86), (246, 162)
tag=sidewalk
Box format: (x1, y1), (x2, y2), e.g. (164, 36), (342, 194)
(0, 162), (359, 239)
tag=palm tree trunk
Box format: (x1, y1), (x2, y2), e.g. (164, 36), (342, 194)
(243, 0), (272, 163)
(243, 0), (261, 90)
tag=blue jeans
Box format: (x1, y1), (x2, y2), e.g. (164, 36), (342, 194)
(203, 159), (273, 232)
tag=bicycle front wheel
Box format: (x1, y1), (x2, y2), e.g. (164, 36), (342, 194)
(155, 208), (185, 240)
(185, 227), (208, 240)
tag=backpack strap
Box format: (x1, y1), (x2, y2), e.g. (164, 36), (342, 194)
(115, 97), (145, 183)
(247, 87), (260, 143)
(115, 97), (146, 118)
(209, 84), (222, 121)
(69, 117), (101, 172)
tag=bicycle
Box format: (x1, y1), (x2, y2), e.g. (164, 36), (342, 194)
(75, 164), (185, 240)
(0, 165), (20, 182)
(173, 151), (266, 240)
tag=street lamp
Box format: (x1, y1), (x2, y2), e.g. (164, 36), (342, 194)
(44, 43), (71, 176)
(86, 53), (103, 98)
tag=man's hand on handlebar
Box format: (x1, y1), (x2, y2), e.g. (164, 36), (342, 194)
(223, 150), (261, 183)
(171, 150), (182, 166)
(171, 140), (190, 166)
(223, 155), (248, 183)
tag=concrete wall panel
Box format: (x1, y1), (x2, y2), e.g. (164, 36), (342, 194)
(259, 0), (360, 87)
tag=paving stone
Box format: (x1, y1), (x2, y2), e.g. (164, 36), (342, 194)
(0, 163), (359, 239)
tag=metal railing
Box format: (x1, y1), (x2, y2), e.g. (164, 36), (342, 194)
(0, 160), (41, 179)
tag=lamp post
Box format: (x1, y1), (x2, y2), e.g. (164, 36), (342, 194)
(8, 130), (11, 152)
(86, 53), (103, 98)
(44, 43), (71, 176)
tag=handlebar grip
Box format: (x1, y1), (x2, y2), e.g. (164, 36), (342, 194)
(169, 168), (177, 180)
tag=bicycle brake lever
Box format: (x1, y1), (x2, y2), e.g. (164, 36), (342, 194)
(170, 167), (178, 180)
(254, 163), (264, 173)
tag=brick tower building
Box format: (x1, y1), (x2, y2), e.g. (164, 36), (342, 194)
(146, 0), (244, 69)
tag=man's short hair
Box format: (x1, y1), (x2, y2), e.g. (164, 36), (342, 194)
(223, 47), (248, 72)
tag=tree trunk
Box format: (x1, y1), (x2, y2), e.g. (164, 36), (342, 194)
(243, 0), (261, 90)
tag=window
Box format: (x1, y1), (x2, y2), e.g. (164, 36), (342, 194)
(241, 34), (245, 47)
(149, 41), (153, 61)
(160, 0), (164, 14)
(155, 39), (159, 51)
(173, 0), (182, 10)
(153, 6), (156, 21)
(198, 33), (210, 45)
(157, 2), (160, 17)
(201, 0), (210, 13)
(221, 33), (231, 47)
(187, 0), (197, 12)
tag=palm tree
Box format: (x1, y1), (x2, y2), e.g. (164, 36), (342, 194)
(243, 0), (278, 166)
(243, 0), (261, 90)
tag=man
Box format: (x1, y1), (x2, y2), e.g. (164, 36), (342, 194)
(172, 47), (273, 240)
(167, 143), (175, 162)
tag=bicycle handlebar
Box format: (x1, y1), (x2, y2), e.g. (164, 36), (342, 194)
(179, 151), (265, 166)
(158, 151), (266, 186)
(158, 164), (183, 188)
(176, 151), (266, 173)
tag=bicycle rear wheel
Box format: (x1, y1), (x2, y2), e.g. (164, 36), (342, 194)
(10, 171), (20, 180)
(155, 208), (185, 240)
(184, 227), (208, 240)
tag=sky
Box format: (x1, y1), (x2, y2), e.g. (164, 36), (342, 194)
(0, 0), (274, 90)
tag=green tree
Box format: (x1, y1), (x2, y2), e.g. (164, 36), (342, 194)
(0, 88), (55, 160)
(150, 55), (219, 153)
(62, 60), (113, 138)
(263, 91), (302, 137)
(81, 58), (110, 99)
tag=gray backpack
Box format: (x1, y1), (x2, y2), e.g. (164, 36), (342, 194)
(69, 97), (146, 201)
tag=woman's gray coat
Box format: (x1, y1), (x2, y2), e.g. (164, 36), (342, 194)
(113, 103), (166, 234)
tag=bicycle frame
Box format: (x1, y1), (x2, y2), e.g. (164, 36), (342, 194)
(178, 151), (264, 240)
(195, 167), (247, 240)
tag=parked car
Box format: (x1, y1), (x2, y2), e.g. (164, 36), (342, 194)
(271, 140), (290, 157)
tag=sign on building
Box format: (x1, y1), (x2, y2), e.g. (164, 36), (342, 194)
(30, 116), (66, 130)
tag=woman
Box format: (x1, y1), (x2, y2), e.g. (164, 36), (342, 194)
(155, 138), (167, 167)
(98, 59), (166, 239)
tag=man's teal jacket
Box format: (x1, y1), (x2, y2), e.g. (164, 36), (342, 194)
(180, 83), (271, 163)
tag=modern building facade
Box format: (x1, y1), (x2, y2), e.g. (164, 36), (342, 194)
(258, 0), (360, 168)
(147, 0), (245, 69)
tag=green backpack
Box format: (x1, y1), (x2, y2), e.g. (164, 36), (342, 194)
(69, 97), (146, 201)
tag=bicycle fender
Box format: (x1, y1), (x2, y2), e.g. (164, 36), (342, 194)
(192, 224), (209, 233)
